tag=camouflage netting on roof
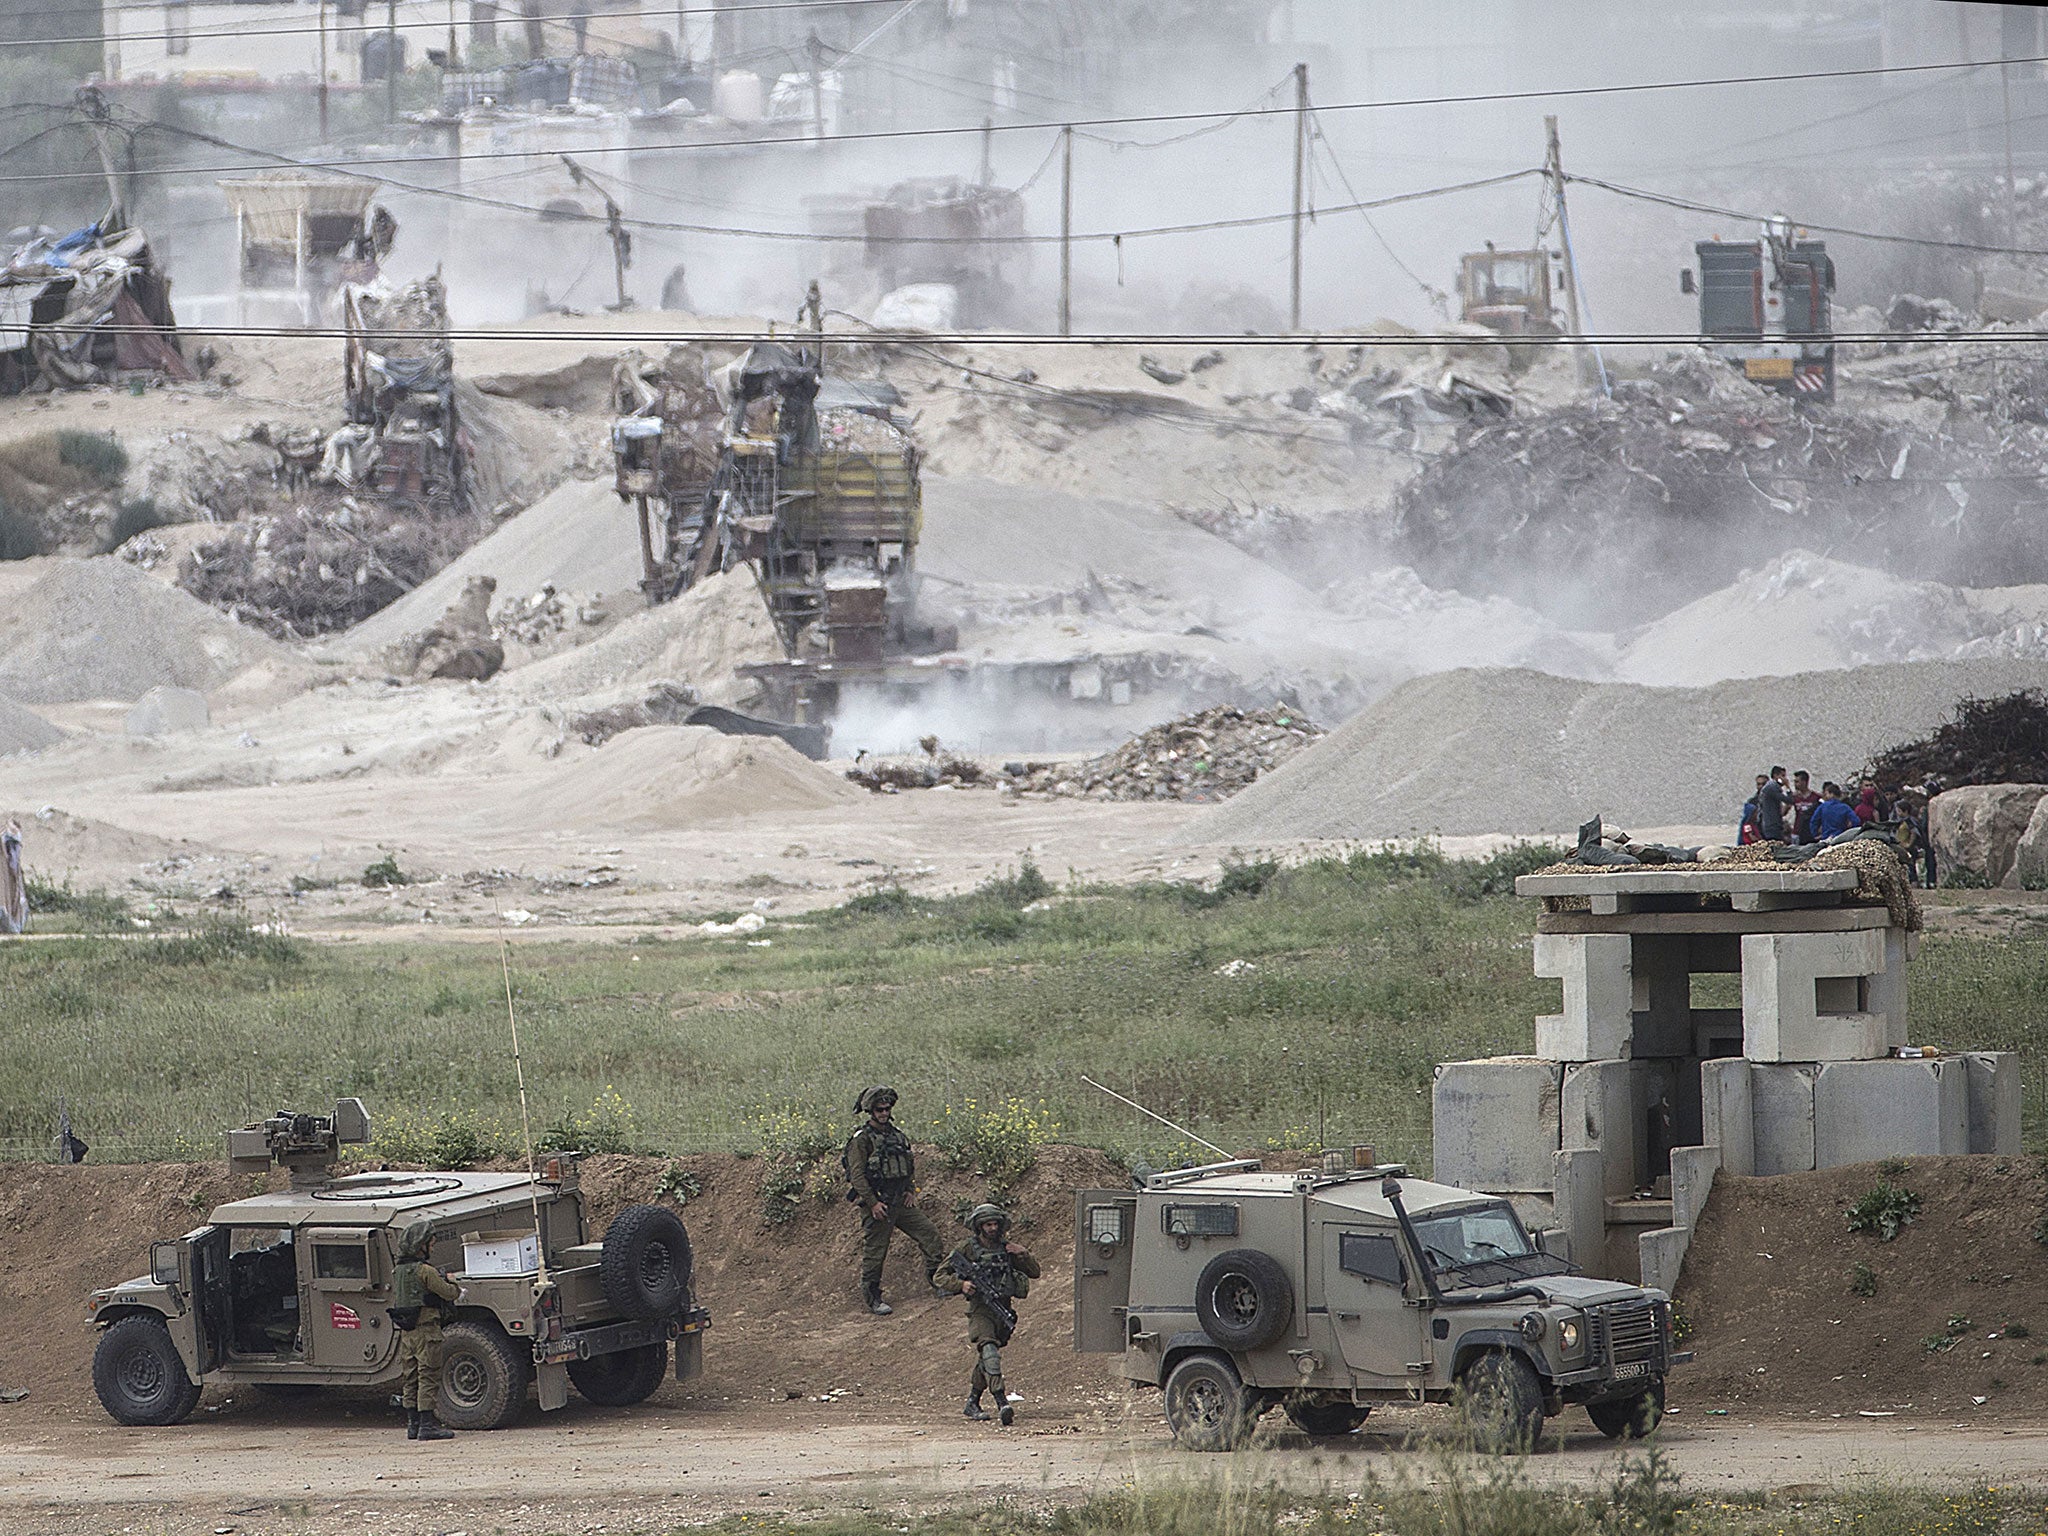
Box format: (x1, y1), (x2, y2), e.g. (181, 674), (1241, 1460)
(1532, 837), (1920, 931)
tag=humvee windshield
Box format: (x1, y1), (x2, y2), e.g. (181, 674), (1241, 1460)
(1410, 1201), (1568, 1284)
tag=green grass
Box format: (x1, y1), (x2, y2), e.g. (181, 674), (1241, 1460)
(4, 846), (2046, 1168)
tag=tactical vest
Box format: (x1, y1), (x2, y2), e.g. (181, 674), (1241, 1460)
(968, 1242), (1022, 1300)
(864, 1123), (915, 1190)
(389, 1260), (438, 1330)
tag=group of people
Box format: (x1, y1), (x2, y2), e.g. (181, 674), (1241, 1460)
(395, 1083), (1041, 1437)
(1739, 765), (1940, 885)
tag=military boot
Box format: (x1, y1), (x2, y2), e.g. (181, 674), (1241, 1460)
(963, 1391), (991, 1421)
(415, 1412), (454, 1441)
(990, 1381), (1014, 1426)
(863, 1282), (892, 1317)
(406, 1408), (420, 1440)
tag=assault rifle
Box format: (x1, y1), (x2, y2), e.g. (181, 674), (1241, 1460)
(949, 1250), (1018, 1345)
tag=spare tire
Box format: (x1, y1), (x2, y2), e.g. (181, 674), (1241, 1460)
(1194, 1248), (1293, 1351)
(599, 1203), (693, 1321)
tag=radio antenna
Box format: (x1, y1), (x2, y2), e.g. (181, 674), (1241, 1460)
(1081, 1074), (1229, 1158)
(496, 904), (551, 1290)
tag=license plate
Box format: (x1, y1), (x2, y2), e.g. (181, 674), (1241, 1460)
(1612, 1360), (1649, 1380)
(1745, 357), (1794, 380)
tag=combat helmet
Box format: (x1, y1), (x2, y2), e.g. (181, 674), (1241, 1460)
(966, 1202), (1010, 1238)
(856, 1085), (899, 1114)
(397, 1219), (435, 1260)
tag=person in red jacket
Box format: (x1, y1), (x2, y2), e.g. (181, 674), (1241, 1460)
(1854, 779), (1885, 824)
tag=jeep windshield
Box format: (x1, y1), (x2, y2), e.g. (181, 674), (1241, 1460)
(1410, 1201), (1568, 1285)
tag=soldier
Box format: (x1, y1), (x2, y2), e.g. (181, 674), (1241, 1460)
(935, 1203), (1040, 1425)
(389, 1220), (460, 1441)
(845, 1086), (944, 1316)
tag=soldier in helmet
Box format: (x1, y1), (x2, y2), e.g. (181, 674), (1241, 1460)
(935, 1203), (1040, 1425)
(845, 1086), (945, 1317)
(389, 1220), (461, 1441)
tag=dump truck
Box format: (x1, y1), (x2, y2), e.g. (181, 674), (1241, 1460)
(1075, 1155), (1687, 1452)
(1683, 214), (1836, 402)
(87, 1101), (708, 1429)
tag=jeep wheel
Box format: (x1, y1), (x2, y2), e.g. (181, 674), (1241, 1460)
(1194, 1248), (1294, 1352)
(1457, 1350), (1545, 1454)
(1587, 1380), (1664, 1440)
(567, 1341), (668, 1407)
(437, 1320), (532, 1430)
(1283, 1393), (1371, 1437)
(1163, 1353), (1259, 1452)
(600, 1204), (694, 1322)
(93, 1315), (202, 1426)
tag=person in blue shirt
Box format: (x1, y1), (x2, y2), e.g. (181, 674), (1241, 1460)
(1808, 782), (1861, 841)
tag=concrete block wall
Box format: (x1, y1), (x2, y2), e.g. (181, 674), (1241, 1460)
(1430, 1058), (1562, 1193)
(1741, 930), (1903, 1063)
(1533, 933), (1634, 1061)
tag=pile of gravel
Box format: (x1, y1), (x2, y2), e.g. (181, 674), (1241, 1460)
(1189, 658), (2048, 843)
(0, 692), (63, 754)
(0, 558), (288, 704)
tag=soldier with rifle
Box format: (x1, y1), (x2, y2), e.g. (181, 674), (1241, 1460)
(935, 1202), (1040, 1424)
(389, 1220), (460, 1440)
(845, 1086), (945, 1316)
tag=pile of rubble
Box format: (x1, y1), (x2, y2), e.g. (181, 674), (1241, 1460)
(1008, 704), (1323, 802)
(844, 749), (993, 792)
(1391, 352), (2048, 625)
(1867, 691), (2048, 792)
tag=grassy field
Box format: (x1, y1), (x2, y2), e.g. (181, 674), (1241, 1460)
(4, 848), (2046, 1168)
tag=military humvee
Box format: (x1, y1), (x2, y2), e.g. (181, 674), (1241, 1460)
(1074, 1155), (1687, 1452)
(88, 1101), (709, 1430)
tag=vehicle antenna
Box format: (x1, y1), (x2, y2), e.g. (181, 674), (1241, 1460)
(496, 904), (551, 1291)
(1080, 1074), (1229, 1158)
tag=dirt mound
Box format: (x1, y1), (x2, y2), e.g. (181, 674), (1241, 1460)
(0, 1144), (1125, 1425)
(0, 557), (293, 704)
(507, 569), (781, 708)
(342, 479), (644, 656)
(522, 724), (860, 826)
(1189, 659), (2048, 842)
(1013, 704), (1325, 802)
(0, 693), (63, 754)
(1678, 1156), (2048, 1419)
(1617, 553), (2015, 687)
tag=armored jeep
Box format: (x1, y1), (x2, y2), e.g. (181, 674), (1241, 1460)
(1074, 1156), (1687, 1452)
(88, 1102), (709, 1429)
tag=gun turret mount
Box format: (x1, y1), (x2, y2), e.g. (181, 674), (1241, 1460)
(226, 1098), (372, 1187)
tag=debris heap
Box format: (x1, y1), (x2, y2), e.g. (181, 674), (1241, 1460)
(1866, 691), (2048, 792)
(1011, 705), (1323, 802)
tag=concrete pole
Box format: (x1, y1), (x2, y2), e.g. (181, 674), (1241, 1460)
(317, 0), (329, 141)
(386, 0), (398, 124)
(1290, 61), (1307, 331)
(1059, 124), (1072, 337)
(1545, 114), (1590, 387)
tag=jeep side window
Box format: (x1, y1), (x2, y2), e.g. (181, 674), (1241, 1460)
(1337, 1231), (1405, 1286)
(1161, 1203), (1238, 1238)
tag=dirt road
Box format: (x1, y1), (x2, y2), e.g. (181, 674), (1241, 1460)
(7, 1401), (2046, 1535)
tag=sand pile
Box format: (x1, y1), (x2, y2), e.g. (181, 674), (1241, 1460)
(1189, 657), (2048, 842)
(1618, 552), (2018, 686)
(521, 724), (860, 827)
(342, 479), (644, 655)
(0, 558), (290, 704)
(0, 692), (63, 754)
(506, 569), (781, 708)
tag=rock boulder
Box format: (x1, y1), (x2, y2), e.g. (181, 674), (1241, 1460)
(1929, 783), (2048, 887)
(2013, 796), (2048, 892)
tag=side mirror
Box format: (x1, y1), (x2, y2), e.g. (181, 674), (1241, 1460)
(150, 1240), (182, 1287)
(1679, 270), (1697, 296)
(1535, 1227), (1572, 1263)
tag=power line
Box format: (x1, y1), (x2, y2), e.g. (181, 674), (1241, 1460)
(1307, 107), (1448, 315)
(1567, 172), (2048, 258)
(4, 0), (910, 51)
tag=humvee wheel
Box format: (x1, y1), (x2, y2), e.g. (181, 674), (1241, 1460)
(600, 1204), (694, 1322)
(1457, 1350), (1544, 1454)
(1283, 1394), (1371, 1437)
(1163, 1353), (1259, 1452)
(1587, 1380), (1664, 1440)
(93, 1315), (202, 1426)
(568, 1340), (668, 1407)
(438, 1320), (532, 1430)
(1194, 1249), (1294, 1352)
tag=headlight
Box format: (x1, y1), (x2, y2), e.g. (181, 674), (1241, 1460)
(1559, 1318), (1582, 1352)
(1518, 1310), (1546, 1341)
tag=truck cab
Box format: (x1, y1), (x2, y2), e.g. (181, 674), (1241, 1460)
(1075, 1156), (1686, 1451)
(89, 1103), (709, 1429)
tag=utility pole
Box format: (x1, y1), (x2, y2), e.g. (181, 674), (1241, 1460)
(1289, 61), (1308, 331)
(74, 87), (126, 229)
(1543, 114), (1595, 390)
(1058, 124), (1073, 336)
(2001, 59), (2020, 246)
(386, 0), (398, 125)
(807, 30), (826, 140)
(317, 0), (329, 141)
(447, 0), (459, 73)
(978, 116), (992, 185)
(562, 155), (631, 310)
